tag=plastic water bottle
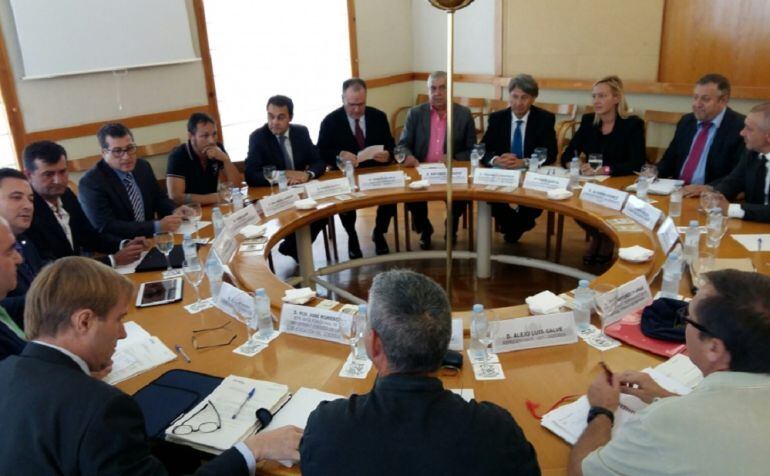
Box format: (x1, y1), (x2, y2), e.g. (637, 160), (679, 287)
(573, 280), (593, 330)
(205, 250), (223, 301)
(353, 304), (368, 359)
(231, 187), (244, 211)
(669, 186), (683, 217)
(277, 171), (288, 192)
(568, 155), (580, 190)
(661, 245), (683, 299)
(254, 288), (274, 339)
(683, 220), (700, 265)
(344, 160), (356, 191)
(182, 232), (197, 261)
(211, 207), (224, 237)
(470, 148), (481, 177)
(470, 304), (487, 359)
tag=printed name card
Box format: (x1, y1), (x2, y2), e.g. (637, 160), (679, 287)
(579, 183), (629, 211)
(304, 178), (351, 200)
(622, 195), (663, 230)
(279, 303), (349, 344)
(223, 203), (258, 233)
(657, 217), (679, 254)
(473, 168), (521, 188)
(211, 227), (237, 263)
(600, 276), (653, 327)
(522, 172), (570, 192)
(214, 283), (254, 322)
(358, 171), (406, 191)
(448, 318), (464, 351)
(492, 312), (577, 353)
(258, 189), (302, 217)
(420, 167), (469, 185)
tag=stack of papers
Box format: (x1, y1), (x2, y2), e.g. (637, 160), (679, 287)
(264, 387), (342, 431)
(541, 354), (702, 444)
(239, 224), (266, 239)
(525, 290), (566, 314)
(166, 375), (291, 454)
(104, 322), (176, 385)
(282, 287), (316, 304)
(625, 178), (684, 195)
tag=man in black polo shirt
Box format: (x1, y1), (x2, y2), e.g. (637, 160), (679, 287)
(166, 113), (242, 205)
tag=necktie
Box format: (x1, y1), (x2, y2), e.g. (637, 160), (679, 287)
(354, 118), (365, 150)
(0, 306), (25, 340)
(123, 174), (145, 222)
(279, 135), (294, 171)
(763, 155), (770, 206)
(679, 121), (713, 184)
(511, 120), (523, 158)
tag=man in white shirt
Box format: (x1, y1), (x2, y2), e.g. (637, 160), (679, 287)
(568, 269), (770, 475)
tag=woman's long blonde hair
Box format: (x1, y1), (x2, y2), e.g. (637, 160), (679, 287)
(592, 75), (629, 126)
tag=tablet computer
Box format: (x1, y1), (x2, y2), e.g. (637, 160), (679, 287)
(136, 277), (183, 307)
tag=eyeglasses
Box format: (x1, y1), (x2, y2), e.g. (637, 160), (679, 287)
(675, 306), (713, 335)
(104, 144), (137, 157)
(192, 321), (237, 350)
(171, 400), (221, 435)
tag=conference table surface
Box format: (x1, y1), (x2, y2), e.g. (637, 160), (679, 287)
(117, 165), (768, 475)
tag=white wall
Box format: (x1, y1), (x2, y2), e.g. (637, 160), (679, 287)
(355, 0), (413, 78)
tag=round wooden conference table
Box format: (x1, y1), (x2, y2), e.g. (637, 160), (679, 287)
(117, 165), (769, 475)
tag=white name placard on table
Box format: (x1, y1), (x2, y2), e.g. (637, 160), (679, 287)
(579, 182), (629, 211)
(223, 203), (259, 233)
(279, 304), (350, 344)
(657, 217), (679, 254)
(420, 167), (469, 185)
(304, 178), (351, 200)
(258, 189), (303, 217)
(522, 172), (570, 192)
(214, 283), (254, 321)
(600, 276), (653, 327)
(211, 227), (237, 264)
(622, 195), (663, 230)
(358, 171), (406, 191)
(473, 168), (521, 188)
(492, 312), (577, 353)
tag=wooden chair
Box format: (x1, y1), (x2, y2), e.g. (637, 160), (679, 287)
(535, 102), (578, 159)
(454, 96), (487, 141)
(643, 109), (684, 164)
(390, 94), (428, 141)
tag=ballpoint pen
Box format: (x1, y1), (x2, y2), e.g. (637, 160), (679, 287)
(598, 361), (613, 385)
(175, 344), (191, 363)
(232, 387), (256, 419)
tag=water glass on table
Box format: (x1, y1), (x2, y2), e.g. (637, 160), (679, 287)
(706, 211), (728, 248)
(588, 154), (603, 174)
(154, 232), (179, 278)
(262, 165), (277, 194)
(669, 186), (683, 218)
(182, 257), (205, 312)
(394, 145), (407, 167)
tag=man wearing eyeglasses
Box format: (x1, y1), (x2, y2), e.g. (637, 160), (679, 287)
(568, 269), (770, 476)
(79, 123), (186, 239)
(0, 257), (303, 475)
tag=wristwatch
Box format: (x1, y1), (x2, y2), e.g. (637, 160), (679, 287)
(587, 406), (615, 426)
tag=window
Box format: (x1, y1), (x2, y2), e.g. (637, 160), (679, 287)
(0, 92), (17, 169)
(203, 0), (352, 162)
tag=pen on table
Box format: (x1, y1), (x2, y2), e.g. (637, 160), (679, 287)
(759, 238), (762, 253)
(232, 387), (256, 419)
(175, 345), (191, 363)
(598, 361), (613, 385)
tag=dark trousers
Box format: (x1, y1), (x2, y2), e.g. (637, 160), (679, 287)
(407, 201), (467, 236)
(339, 205), (397, 236)
(278, 220), (327, 260)
(491, 203), (542, 235)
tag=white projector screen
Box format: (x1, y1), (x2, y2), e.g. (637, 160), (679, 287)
(10, 0), (199, 79)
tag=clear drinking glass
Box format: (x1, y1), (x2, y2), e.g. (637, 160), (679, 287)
(637, 164), (658, 202)
(669, 186), (683, 218)
(339, 311), (367, 362)
(154, 232), (178, 278)
(477, 310), (499, 368)
(533, 147), (548, 167)
(186, 202), (202, 238)
(699, 189), (717, 213)
(394, 145), (407, 166)
(262, 165), (276, 194)
(182, 258), (205, 312)
(706, 211), (728, 248)
(218, 181), (233, 205)
(236, 305), (261, 354)
(588, 154), (604, 174)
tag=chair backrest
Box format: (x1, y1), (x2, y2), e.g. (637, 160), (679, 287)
(643, 109), (684, 164)
(67, 138), (182, 172)
(535, 102), (577, 121)
(454, 96), (487, 139)
(488, 99), (509, 114)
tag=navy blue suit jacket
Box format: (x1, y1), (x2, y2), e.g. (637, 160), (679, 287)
(317, 106), (395, 169)
(481, 105), (557, 166)
(79, 159), (176, 239)
(244, 124), (326, 186)
(0, 343), (248, 475)
(716, 150), (770, 222)
(0, 236), (45, 327)
(0, 307), (25, 362)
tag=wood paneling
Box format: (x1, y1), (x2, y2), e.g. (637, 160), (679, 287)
(347, 0), (360, 77)
(659, 0), (770, 87)
(0, 19), (25, 168)
(191, 0), (222, 138)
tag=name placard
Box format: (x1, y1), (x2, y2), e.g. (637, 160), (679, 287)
(522, 172), (570, 192)
(448, 318), (464, 351)
(420, 167), (469, 185)
(622, 195), (663, 230)
(657, 217), (679, 254)
(473, 168), (521, 188)
(600, 276), (653, 327)
(491, 312), (577, 353)
(258, 189), (302, 217)
(214, 283), (254, 323)
(304, 178), (351, 200)
(580, 182), (629, 211)
(223, 203), (258, 233)
(211, 227), (237, 263)
(279, 303), (349, 344)
(358, 171), (406, 191)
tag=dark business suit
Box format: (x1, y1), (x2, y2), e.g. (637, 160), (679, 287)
(27, 189), (121, 263)
(0, 236), (45, 328)
(0, 307), (25, 362)
(301, 374), (540, 476)
(244, 124), (326, 260)
(716, 150), (770, 222)
(0, 343), (248, 475)
(481, 106), (558, 240)
(560, 113), (646, 176)
(398, 103), (476, 238)
(79, 159), (176, 239)
(657, 107), (746, 185)
(318, 106), (397, 245)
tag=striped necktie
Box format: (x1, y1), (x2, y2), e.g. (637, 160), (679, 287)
(279, 135), (294, 171)
(123, 174), (145, 222)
